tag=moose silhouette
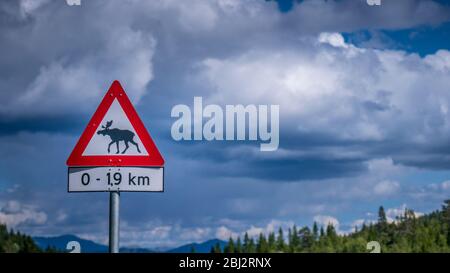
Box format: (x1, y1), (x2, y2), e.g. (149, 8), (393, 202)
(97, 120), (141, 154)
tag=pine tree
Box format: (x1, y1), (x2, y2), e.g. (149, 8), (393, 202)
(243, 232), (250, 253)
(326, 223), (337, 248)
(312, 222), (319, 241)
(225, 237), (235, 253)
(287, 228), (292, 250)
(213, 242), (222, 253)
(0, 225), (7, 242)
(235, 237), (242, 253)
(248, 237), (256, 253)
(268, 232), (276, 252)
(299, 226), (313, 250)
(320, 226), (325, 238)
(290, 225), (300, 252)
(276, 227), (285, 252)
(326, 224), (336, 237)
(256, 233), (268, 253)
(443, 200), (450, 246)
(378, 206), (387, 224)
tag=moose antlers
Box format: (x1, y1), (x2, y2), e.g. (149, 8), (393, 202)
(102, 120), (113, 129)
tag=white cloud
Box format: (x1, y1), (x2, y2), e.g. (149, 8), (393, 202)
(5, 184), (20, 193)
(313, 215), (363, 236)
(441, 180), (450, 190)
(179, 227), (212, 241)
(19, 0), (50, 16)
(313, 215), (339, 229)
(4, 27), (156, 117)
(118, 221), (174, 247)
(55, 211), (67, 222)
(351, 219), (366, 228)
(367, 158), (405, 175)
(97, 221), (214, 248)
(318, 32), (348, 48)
(3, 0), (449, 120)
(386, 204), (424, 223)
(424, 50), (450, 71)
(216, 219), (294, 240)
(175, 1), (218, 31)
(215, 226), (238, 240)
(196, 32), (450, 148)
(0, 200), (47, 227)
(373, 180), (400, 196)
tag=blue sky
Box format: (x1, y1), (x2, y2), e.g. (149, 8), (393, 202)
(1, 0), (450, 248)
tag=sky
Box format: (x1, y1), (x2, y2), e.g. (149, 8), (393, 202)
(1, 0), (450, 248)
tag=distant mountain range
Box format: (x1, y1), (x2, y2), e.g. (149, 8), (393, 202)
(34, 234), (108, 253)
(33, 234), (226, 253)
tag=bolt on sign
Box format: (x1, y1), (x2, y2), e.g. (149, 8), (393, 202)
(66, 80), (165, 192)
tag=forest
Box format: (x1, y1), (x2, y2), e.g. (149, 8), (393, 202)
(0, 224), (47, 253)
(210, 200), (450, 253)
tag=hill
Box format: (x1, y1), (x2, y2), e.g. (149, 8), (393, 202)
(34, 234), (108, 253)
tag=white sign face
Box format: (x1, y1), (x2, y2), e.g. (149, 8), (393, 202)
(68, 167), (164, 192)
(83, 99), (149, 156)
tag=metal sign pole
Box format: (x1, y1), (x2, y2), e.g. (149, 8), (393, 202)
(109, 191), (120, 253)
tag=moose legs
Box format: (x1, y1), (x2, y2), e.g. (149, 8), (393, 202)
(122, 141), (129, 154)
(121, 140), (141, 154)
(107, 141), (120, 154)
(130, 139), (141, 153)
(107, 141), (114, 153)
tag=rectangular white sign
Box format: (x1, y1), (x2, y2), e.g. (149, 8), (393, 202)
(68, 167), (164, 192)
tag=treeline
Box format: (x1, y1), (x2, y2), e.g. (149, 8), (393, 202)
(0, 224), (55, 253)
(210, 200), (450, 253)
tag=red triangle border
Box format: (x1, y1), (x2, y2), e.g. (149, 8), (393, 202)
(66, 80), (164, 167)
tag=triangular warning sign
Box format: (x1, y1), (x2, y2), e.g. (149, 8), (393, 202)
(67, 80), (164, 167)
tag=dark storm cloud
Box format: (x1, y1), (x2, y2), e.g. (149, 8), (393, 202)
(232, 156), (366, 181)
(0, 1), (27, 27)
(0, 115), (89, 135)
(165, 131), (370, 181)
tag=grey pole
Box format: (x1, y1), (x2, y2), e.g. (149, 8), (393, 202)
(109, 191), (120, 253)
